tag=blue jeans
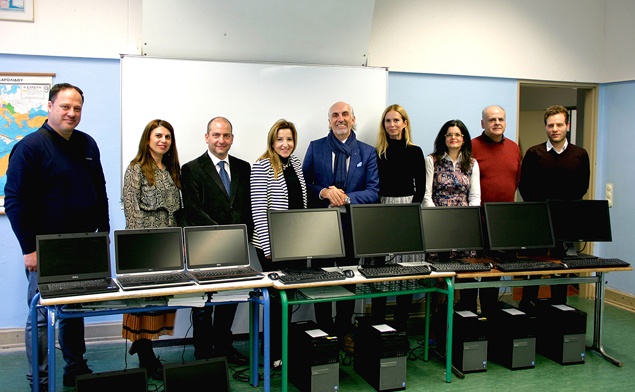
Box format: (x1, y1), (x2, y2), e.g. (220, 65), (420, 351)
(25, 270), (88, 386)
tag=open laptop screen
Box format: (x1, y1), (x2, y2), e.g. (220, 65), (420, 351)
(114, 227), (184, 274)
(37, 232), (111, 283)
(184, 224), (250, 269)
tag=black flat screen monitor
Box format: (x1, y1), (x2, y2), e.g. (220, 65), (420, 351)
(114, 227), (184, 274)
(349, 203), (425, 258)
(483, 202), (555, 251)
(163, 358), (229, 392)
(547, 199), (612, 258)
(268, 209), (345, 262)
(76, 368), (147, 392)
(421, 206), (484, 253)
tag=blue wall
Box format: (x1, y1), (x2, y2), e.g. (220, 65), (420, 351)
(1, 53), (633, 329)
(595, 81), (635, 291)
(0, 54), (124, 327)
(387, 72), (519, 153)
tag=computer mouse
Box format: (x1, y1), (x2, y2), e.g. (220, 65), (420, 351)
(268, 272), (280, 280)
(343, 269), (355, 278)
(486, 262), (495, 269)
(561, 262), (570, 269)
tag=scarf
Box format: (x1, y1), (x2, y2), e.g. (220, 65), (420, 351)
(327, 130), (358, 189)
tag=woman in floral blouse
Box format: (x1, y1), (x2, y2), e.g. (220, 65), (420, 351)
(122, 119), (182, 379)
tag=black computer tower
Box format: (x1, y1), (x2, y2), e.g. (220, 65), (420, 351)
(453, 310), (488, 373)
(533, 302), (587, 365)
(289, 321), (339, 392)
(487, 303), (536, 370)
(354, 317), (409, 392)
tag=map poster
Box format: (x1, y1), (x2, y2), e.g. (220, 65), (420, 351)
(0, 74), (53, 213)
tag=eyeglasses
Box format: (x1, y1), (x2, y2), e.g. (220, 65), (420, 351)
(445, 133), (463, 138)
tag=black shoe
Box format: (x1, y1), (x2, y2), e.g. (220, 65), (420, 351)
(221, 347), (249, 366)
(63, 366), (92, 387)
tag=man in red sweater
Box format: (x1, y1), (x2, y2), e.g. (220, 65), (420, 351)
(469, 105), (522, 315)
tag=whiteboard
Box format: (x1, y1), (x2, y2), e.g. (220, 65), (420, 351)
(121, 56), (388, 195)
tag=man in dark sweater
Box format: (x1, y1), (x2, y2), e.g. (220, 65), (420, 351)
(5, 83), (110, 390)
(519, 105), (590, 201)
(519, 105), (590, 307)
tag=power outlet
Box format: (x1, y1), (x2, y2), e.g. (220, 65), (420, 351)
(606, 183), (613, 207)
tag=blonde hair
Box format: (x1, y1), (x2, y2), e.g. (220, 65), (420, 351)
(258, 119), (298, 179)
(376, 104), (416, 159)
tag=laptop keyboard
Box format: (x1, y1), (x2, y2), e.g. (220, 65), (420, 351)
(192, 267), (261, 278)
(47, 279), (112, 291)
(117, 272), (193, 286)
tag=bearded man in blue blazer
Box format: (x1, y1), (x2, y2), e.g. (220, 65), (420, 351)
(302, 101), (379, 351)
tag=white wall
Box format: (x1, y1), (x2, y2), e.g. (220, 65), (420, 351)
(603, 0), (635, 82)
(2, 1), (635, 83)
(0, 0), (141, 58)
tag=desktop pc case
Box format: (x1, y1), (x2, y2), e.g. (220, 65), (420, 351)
(531, 300), (587, 365)
(487, 303), (537, 370)
(289, 321), (339, 392)
(452, 311), (488, 373)
(354, 317), (409, 392)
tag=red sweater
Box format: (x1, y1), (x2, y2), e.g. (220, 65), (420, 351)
(471, 133), (521, 203)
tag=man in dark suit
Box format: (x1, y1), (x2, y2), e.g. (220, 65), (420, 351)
(181, 117), (252, 365)
(303, 101), (379, 352)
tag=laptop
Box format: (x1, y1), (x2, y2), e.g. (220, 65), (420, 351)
(114, 227), (196, 290)
(36, 232), (119, 299)
(76, 367), (147, 392)
(184, 224), (264, 284)
(163, 357), (229, 392)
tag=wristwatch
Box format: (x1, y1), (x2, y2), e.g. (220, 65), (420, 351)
(345, 197), (351, 204)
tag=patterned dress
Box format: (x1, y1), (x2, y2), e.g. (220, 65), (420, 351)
(424, 153), (479, 259)
(430, 154), (473, 206)
(122, 162), (181, 341)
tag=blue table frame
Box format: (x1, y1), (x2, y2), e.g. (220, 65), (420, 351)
(30, 287), (271, 392)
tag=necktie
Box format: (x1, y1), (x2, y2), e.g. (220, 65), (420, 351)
(218, 161), (231, 196)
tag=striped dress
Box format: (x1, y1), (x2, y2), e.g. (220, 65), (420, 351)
(250, 155), (308, 258)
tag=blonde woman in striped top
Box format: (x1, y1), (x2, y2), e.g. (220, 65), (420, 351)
(250, 119), (307, 364)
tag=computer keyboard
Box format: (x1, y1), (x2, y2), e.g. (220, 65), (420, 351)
(117, 272), (193, 285)
(358, 264), (432, 278)
(191, 267), (263, 280)
(563, 258), (631, 269)
(495, 260), (568, 272)
(278, 271), (346, 284)
(431, 262), (492, 272)
(47, 279), (111, 291)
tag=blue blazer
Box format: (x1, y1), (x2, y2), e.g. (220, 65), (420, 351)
(302, 135), (379, 208)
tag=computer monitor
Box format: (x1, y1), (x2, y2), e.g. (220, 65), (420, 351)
(76, 368), (147, 392)
(349, 203), (425, 259)
(421, 206), (484, 254)
(163, 358), (229, 392)
(483, 202), (555, 254)
(268, 209), (346, 262)
(114, 227), (184, 273)
(547, 199), (612, 258)
(184, 224), (250, 268)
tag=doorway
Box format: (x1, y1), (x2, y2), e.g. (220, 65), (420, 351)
(516, 81), (600, 300)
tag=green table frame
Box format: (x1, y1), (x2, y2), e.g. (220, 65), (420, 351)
(274, 274), (455, 391)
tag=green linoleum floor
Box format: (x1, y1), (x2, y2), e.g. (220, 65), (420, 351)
(2, 296), (635, 391)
